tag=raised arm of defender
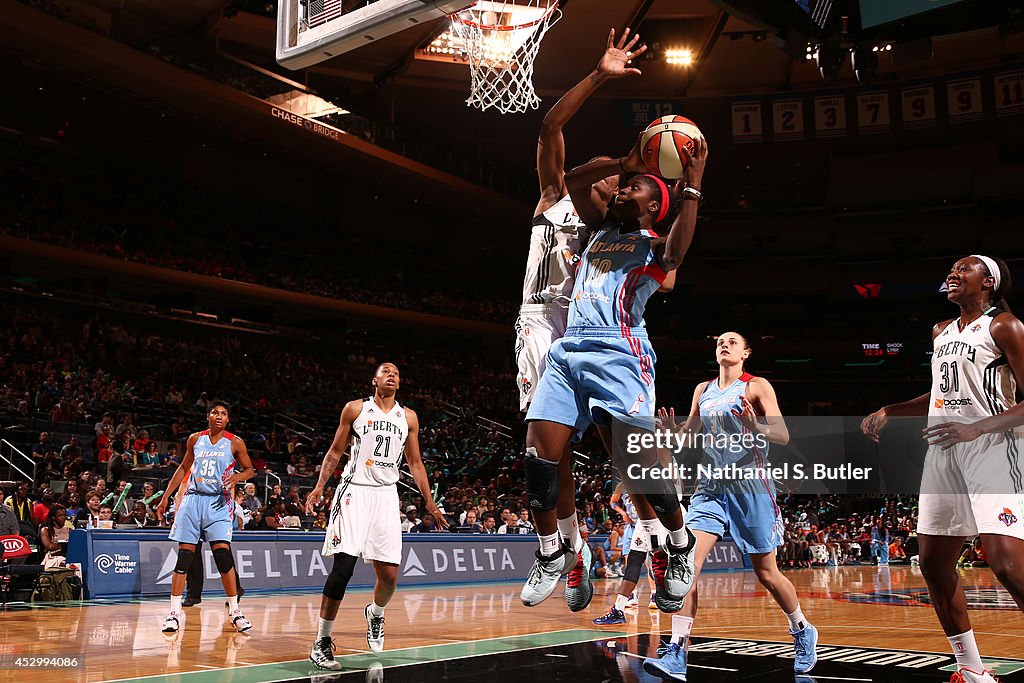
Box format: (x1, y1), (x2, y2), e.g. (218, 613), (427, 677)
(536, 28), (646, 216)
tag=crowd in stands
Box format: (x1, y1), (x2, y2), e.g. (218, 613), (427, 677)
(0, 137), (519, 323)
(0, 301), (977, 575)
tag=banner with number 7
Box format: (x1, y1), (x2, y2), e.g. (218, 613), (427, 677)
(856, 91), (891, 135)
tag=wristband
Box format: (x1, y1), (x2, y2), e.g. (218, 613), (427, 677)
(682, 186), (702, 201)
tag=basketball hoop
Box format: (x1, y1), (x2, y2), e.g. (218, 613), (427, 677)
(449, 1), (561, 114)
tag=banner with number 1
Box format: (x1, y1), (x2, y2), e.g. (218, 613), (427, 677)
(731, 99), (763, 143)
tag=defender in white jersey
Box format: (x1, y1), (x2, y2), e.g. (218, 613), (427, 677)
(863, 256), (1024, 683)
(304, 363), (446, 670)
(515, 28), (663, 615)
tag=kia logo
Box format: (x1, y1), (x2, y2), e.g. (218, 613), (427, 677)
(2, 537), (27, 553)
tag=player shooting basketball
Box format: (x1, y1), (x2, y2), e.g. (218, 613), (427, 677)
(520, 111), (707, 612)
(516, 27), (681, 614)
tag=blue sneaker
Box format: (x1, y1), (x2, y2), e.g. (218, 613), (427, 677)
(565, 541), (594, 613)
(792, 623), (818, 673)
(592, 607), (626, 625)
(643, 641), (687, 681)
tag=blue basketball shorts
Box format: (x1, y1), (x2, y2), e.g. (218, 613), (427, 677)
(686, 478), (784, 555)
(621, 523), (635, 556)
(170, 492), (234, 544)
(525, 326), (656, 439)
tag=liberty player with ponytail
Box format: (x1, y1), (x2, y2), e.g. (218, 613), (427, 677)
(519, 133), (707, 611)
(862, 255), (1024, 683)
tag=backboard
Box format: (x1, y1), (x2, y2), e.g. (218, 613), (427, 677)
(276, 0), (474, 70)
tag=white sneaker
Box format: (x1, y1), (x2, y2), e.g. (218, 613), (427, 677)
(365, 604), (385, 653)
(162, 610), (184, 633)
(309, 636), (342, 670)
(954, 668), (999, 683)
(624, 591), (639, 609)
(520, 545), (576, 607)
(228, 609), (252, 633)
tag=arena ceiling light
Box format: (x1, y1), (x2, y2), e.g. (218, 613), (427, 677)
(665, 48), (693, 66)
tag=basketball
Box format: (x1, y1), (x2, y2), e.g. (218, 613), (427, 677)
(640, 115), (704, 179)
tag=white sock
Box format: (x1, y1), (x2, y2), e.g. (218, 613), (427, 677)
(786, 606), (808, 633)
(671, 615), (694, 646)
(667, 526), (690, 550)
(227, 595), (239, 612)
(948, 630), (984, 672)
(317, 617), (333, 640)
(539, 531), (561, 557)
(614, 594), (628, 611)
(370, 601), (386, 617)
(557, 516), (583, 553)
(170, 594), (182, 612)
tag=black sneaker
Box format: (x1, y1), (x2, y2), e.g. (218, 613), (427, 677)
(309, 636), (341, 670)
(182, 594), (201, 607)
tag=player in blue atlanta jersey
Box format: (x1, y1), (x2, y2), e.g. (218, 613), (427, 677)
(520, 134), (707, 612)
(157, 400), (254, 634)
(643, 332), (817, 681)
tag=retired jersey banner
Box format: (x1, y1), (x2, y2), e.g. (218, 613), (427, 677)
(901, 83), (936, 129)
(772, 99), (804, 141)
(731, 99), (763, 143)
(622, 101), (678, 130)
(994, 68), (1024, 117)
(814, 94), (847, 138)
(946, 76), (984, 124)
(856, 91), (891, 134)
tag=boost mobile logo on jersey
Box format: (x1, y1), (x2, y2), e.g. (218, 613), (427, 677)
(934, 398), (973, 408)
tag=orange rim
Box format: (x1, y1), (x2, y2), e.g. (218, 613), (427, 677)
(450, 1), (559, 32)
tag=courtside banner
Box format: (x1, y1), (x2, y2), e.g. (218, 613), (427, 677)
(71, 531), (747, 598)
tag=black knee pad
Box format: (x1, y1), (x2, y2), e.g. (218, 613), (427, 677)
(174, 549), (195, 575)
(624, 550), (647, 584)
(211, 545), (234, 575)
(323, 554), (357, 601)
(641, 475), (681, 516)
(524, 447), (559, 512)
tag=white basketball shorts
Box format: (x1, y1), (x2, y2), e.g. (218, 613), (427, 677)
(514, 302), (568, 412)
(917, 432), (1024, 540)
(322, 483), (402, 564)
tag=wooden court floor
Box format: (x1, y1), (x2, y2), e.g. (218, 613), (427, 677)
(0, 566), (1021, 683)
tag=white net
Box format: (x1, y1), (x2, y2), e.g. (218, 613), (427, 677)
(449, 1), (561, 115)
